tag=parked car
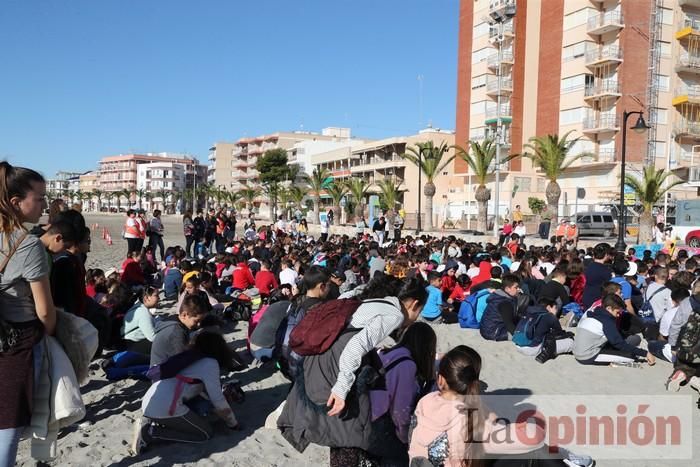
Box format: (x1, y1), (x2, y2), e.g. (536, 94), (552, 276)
(575, 212), (615, 237)
(686, 229), (700, 248)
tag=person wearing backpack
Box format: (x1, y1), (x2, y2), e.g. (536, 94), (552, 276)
(150, 294), (209, 366)
(479, 274), (521, 341)
(132, 332), (239, 454)
(513, 297), (574, 364)
(640, 266), (671, 323)
(368, 322), (437, 466)
(457, 288), (492, 329)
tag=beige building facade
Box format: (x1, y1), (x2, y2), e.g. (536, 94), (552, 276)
(456, 0), (699, 220)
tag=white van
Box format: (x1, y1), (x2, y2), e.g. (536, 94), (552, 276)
(575, 212), (616, 237)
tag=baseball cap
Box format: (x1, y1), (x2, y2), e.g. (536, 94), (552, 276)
(624, 261), (638, 277)
(105, 268), (118, 278)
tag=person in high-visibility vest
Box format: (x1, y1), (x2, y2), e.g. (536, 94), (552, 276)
(123, 209), (142, 256)
(565, 221), (578, 245)
(554, 219), (568, 244)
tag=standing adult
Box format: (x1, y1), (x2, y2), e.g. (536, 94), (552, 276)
(192, 211), (206, 257)
(373, 216), (386, 244)
(135, 210), (148, 252)
(0, 162), (56, 466)
(182, 211), (195, 258)
(538, 215), (551, 240)
(513, 204), (523, 223)
(123, 209), (141, 256)
(148, 209), (165, 262)
(393, 209), (405, 241)
(582, 244), (612, 309)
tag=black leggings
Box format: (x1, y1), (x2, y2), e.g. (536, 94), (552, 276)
(185, 235), (194, 257)
(126, 237), (139, 255)
(148, 233), (165, 261)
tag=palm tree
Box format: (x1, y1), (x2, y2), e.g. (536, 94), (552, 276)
(277, 186), (293, 219)
(454, 138), (506, 233)
(224, 190), (241, 210)
(624, 166), (683, 244)
(325, 181), (349, 223)
(116, 189), (131, 212)
(376, 179), (402, 213)
(288, 185), (306, 212)
(402, 141), (455, 232)
(91, 189), (103, 212)
(516, 131), (588, 223)
(240, 188), (260, 214)
(307, 168), (331, 223)
(154, 188), (168, 212)
(134, 189), (147, 209)
(345, 178), (372, 221)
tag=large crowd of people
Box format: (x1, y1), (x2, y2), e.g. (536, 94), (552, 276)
(1, 160), (699, 466)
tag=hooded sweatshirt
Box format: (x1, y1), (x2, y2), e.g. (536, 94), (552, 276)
(573, 307), (648, 361)
(668, 294), (700, 348)
(409, 392), (545, 466)
(369, 347), (418, 444)
(150, 315), (190, 366)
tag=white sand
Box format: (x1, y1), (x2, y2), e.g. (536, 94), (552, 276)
(15, 214), (700, 467)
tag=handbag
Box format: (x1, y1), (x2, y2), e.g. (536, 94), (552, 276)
(0, 231), (29, 353)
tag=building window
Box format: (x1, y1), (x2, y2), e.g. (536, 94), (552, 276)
(653, 108), (668, 125)
(661, 8), (673, 25)
(560, 107), (583, 126)
(563, 8), (592, 30)
(513, 176), (532, 192)
(562, 41), (589, 61)
(560, 74), (586, 93)
(472, 47), (490, 64)
(655, 75), (670, 91)
(471, 101), (487, 115)
(656, 41), (671, 58)
(654, 141), (666, 157)
(474, 22), (489, 38)
(472, 74), (487, 89)
(537, 178), (546, 192)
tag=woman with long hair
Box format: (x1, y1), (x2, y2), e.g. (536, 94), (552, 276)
(0, 162), (55, 465)
(182, 211), (194, 258)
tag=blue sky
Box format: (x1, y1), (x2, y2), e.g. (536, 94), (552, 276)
(0, 0), (458, 176)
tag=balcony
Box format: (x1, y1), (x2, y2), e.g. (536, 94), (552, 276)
(489, 0), (516, 18)
(579, 148), (616, 163)
(676, 15), (700, 40)
(208, 152), (216, 161)
(489, 21), (514, 39)
(584, 45), (623, 68)
(587, 11), (624, 36)
(673, 118), (700, 140)
(675, 54), (700, 74)
(485, 78), (514, 96)
(583, 80), (621, 101)
(680, 0), (700, 7)
(672, 85), (700, 106)
(582, 114), (620, 134)
(487, 50), (514, 70)
(485, 106), (512, 124)
(233, 160), (248, 169)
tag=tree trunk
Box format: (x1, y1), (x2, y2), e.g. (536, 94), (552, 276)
(423, 182), (436, 232)
(475, 184), (490, 233)
(638, 208), (654, 245)
(545, 180), (561, 224)
(313, 198), (320, 224)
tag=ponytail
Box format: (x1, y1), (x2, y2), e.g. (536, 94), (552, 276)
(0, 161), (45, 241)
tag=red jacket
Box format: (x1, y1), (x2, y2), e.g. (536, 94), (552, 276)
(255, 270), (279, 295)
(440, 275), (457, 294)
(232, 262), (255, 290)
(121, 257), (146, 286)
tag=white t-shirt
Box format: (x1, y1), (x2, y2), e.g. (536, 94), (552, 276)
(279, 268), (298, 286)
(659, 305), (678, 337)
(645, 282), (672, 322)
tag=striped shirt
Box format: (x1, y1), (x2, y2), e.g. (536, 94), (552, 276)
(331, 296), (404, 399)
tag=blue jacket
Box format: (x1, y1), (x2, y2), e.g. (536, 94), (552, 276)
(164, 268), (183, 299)
(479, 290), (517, 341)
(421, 285), (443, 319)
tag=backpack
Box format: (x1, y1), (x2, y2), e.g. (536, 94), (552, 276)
(677, 310), (700, 365)
(512, 311), (548, 347)
(289, 298), (393, 356)
(638, 286), (667, 322)
(458, 289), (491, 329)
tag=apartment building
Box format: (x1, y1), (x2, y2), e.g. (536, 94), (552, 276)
(208, 128), (355, 192)
(136, 162), (188, 212)
(311, 128), (461, 227)
(456, 0), (698, 218)
(98, 153), (204, 193)
(46, 171), (82, 197)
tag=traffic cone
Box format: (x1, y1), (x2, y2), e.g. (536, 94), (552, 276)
(102, 227), (107, 240)
(106, 234), (112, 246)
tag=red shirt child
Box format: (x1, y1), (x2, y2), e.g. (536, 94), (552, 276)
(232, 262), (255, 290)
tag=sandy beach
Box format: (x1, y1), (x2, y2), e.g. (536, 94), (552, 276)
(15, 213), (700, 467)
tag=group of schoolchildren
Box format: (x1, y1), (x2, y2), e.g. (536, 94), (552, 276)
(3, 164), (698, 467)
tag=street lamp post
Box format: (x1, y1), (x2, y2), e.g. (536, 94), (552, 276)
(614, 110), (650, 252)
(416, 146), (423, 235)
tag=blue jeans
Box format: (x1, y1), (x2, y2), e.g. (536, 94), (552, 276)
(0, 427), (23, 467)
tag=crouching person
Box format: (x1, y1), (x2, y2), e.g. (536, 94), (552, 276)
(574, 294), (656, 366)
(513, 297), (574, 364)
(132, 332), (239, 454)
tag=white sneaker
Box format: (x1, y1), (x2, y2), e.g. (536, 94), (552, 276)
(130, 417), (151, 455)
(666, 370), (687, 392)
(264, 401), (286, 429)
(689, 376), (700, 392)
